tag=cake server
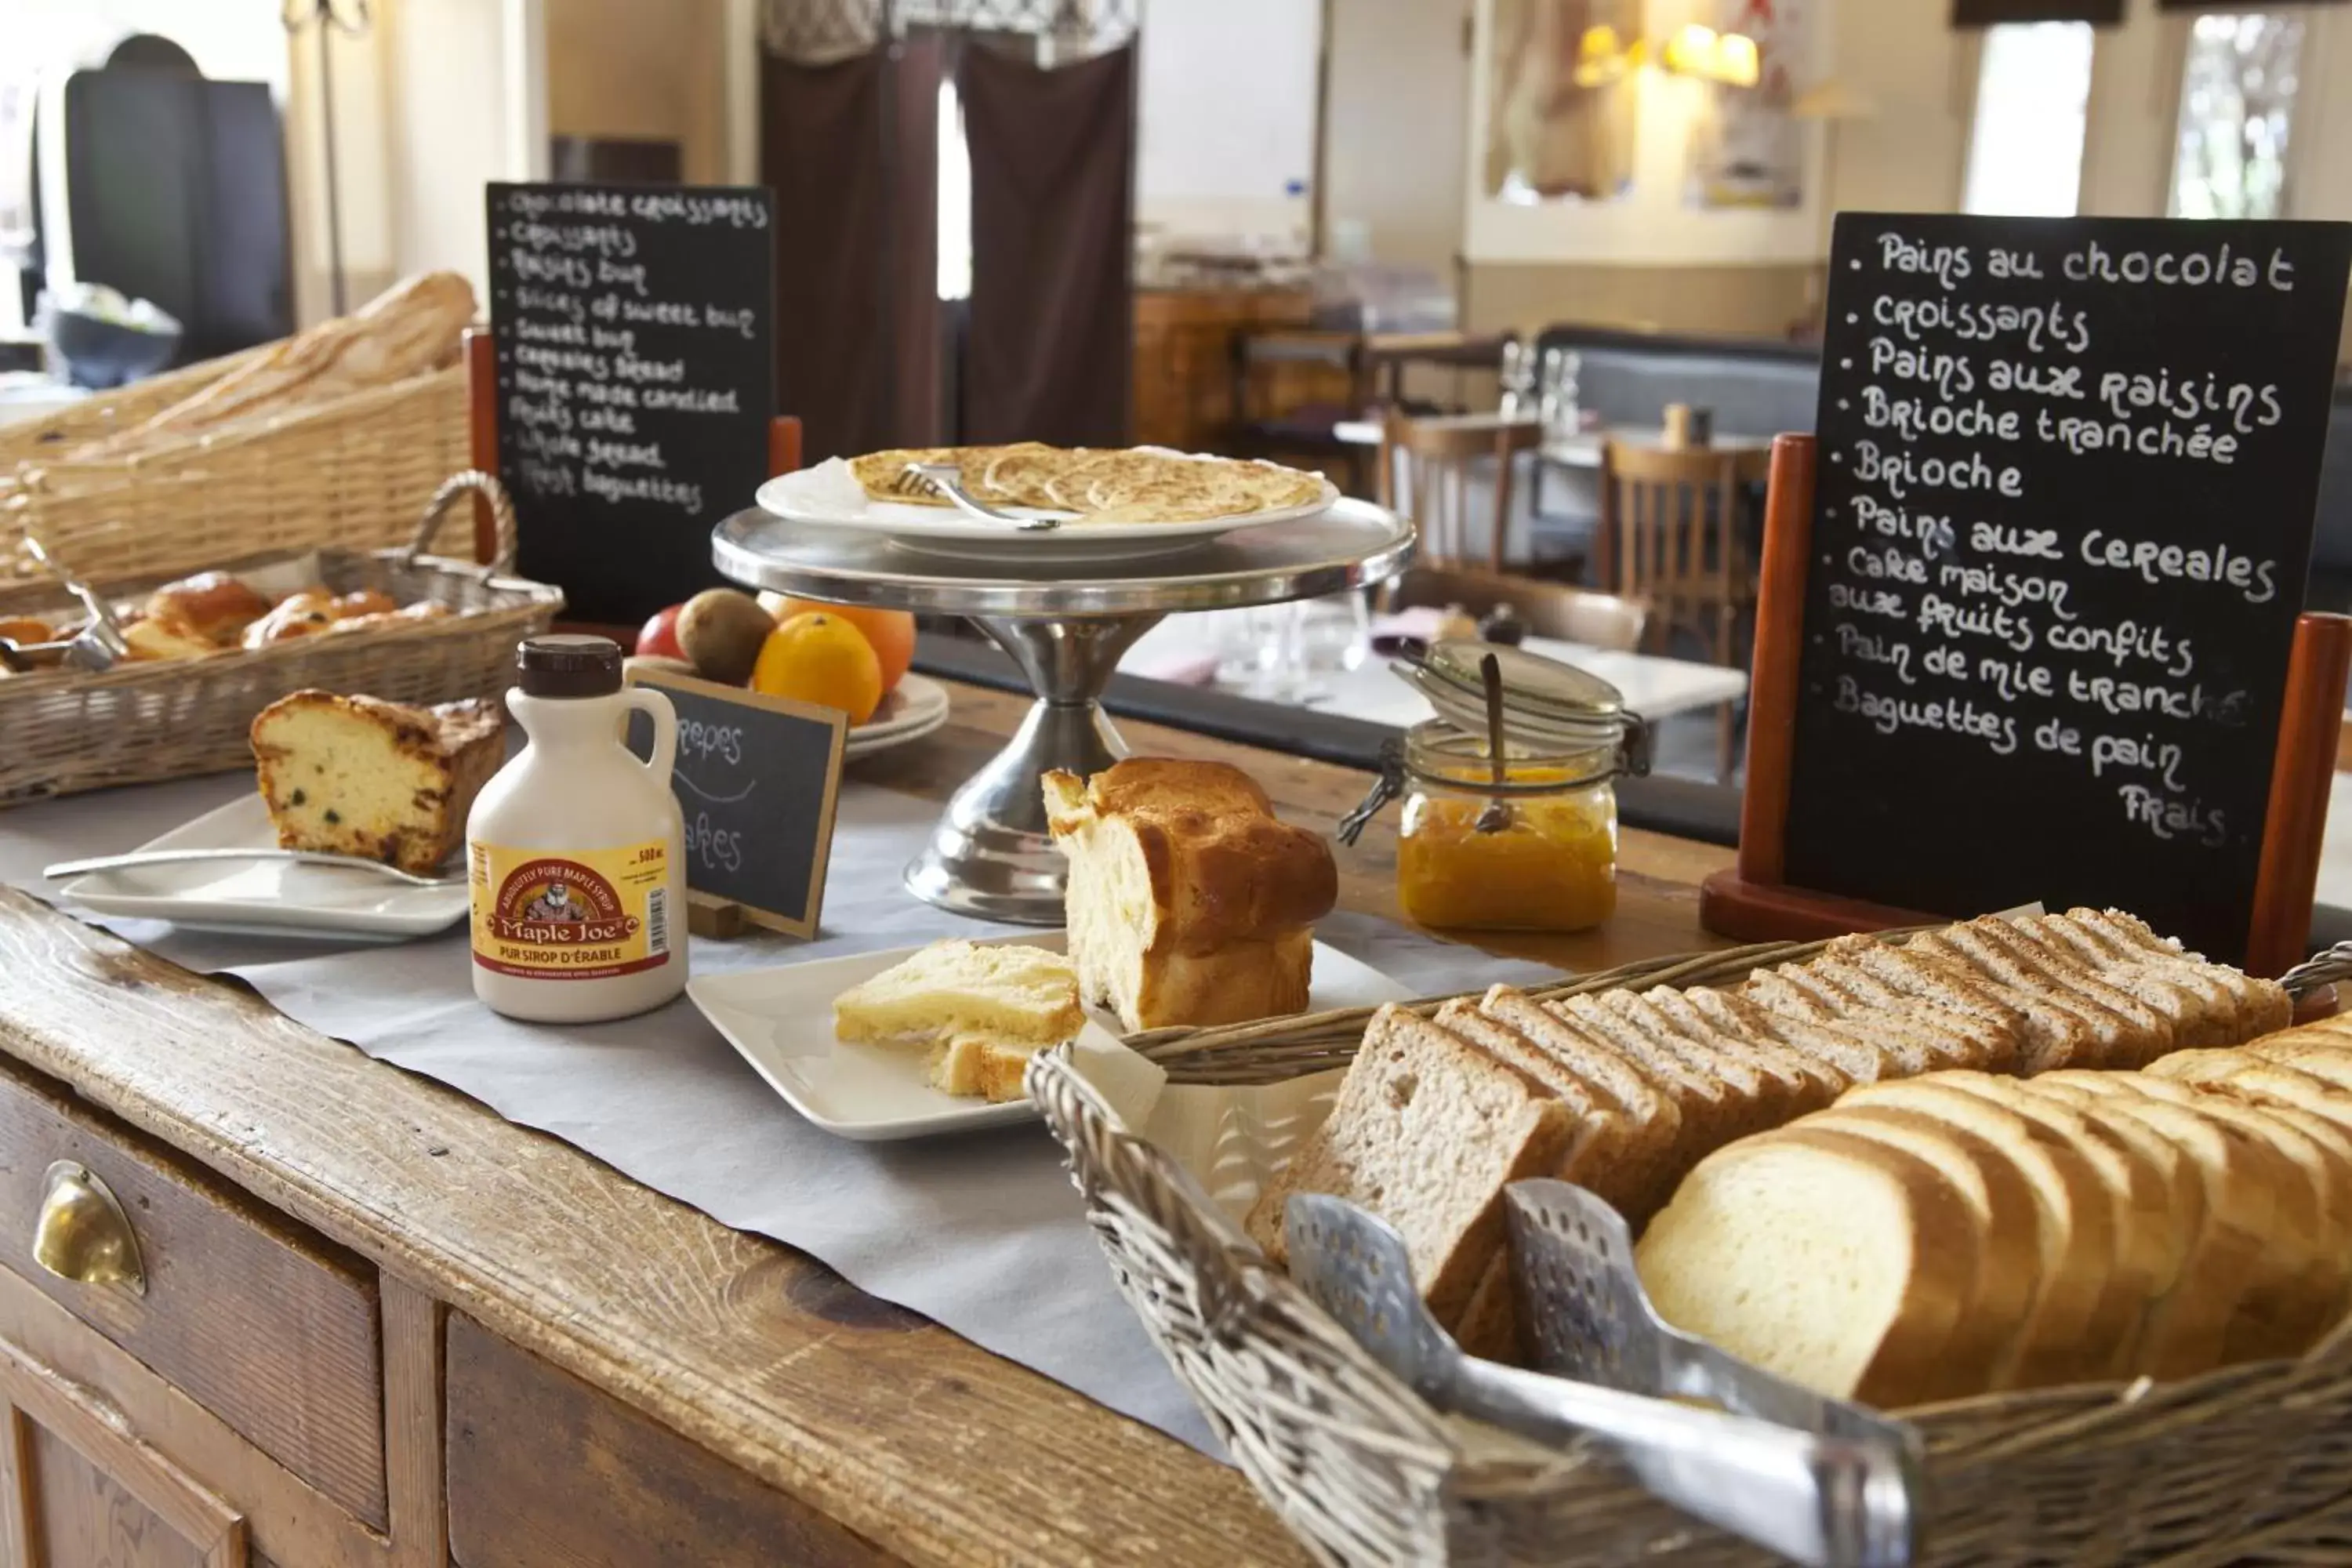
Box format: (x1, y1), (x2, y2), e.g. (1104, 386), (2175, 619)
(44, 848), (464, 888)
(1286, 1193), (1922, 1568)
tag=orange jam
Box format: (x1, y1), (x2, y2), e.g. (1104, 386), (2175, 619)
(1396, 755), (1618, 933)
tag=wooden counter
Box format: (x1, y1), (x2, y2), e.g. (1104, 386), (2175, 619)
(0, 681), (1735, 1567)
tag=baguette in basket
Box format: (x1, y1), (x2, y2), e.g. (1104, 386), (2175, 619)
(1246, 910), (2291, 1400)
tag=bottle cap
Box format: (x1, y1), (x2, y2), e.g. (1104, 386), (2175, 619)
(517, 633), (623, 698)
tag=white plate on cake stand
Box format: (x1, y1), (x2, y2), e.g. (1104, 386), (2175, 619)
(49, 793), (470, 940)
(688, 932), (1410, 1141)
(755, 456), (1339, 567)
(844, 673), (949, 760)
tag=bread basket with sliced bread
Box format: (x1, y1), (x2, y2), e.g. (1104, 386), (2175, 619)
(1032, 918), (2352, 1566)
(0, 471), (561, 804)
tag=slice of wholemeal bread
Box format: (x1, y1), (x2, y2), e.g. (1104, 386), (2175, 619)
(1908, 920), (2170, 1067)
(1432, 1000), (1664, 1221)
(1477, 986), (1688, 1220)
(1737, 967), (1941, 1076)
(1837, 1078), (2123, 1391)
(1642, 987), (1849, 1106)
(2021, 1073), (2232, 1381)
(1635, 1126), (1980, 1406)
(2053, 1076), (2304, 1369)
(1241, 1006), (1573, 1332)
(1582, 989), (1792, 1129)
(1934, 1072), (2173, 1381)
(1823, 940), (2053, 1073)
(2057, 909), (2290, 1041)
(1548, 993), (1759, 1158)
(1795, 1103), (2042, 1400)
(2111, 1077), (2350, 1356)
(1683, 986), (1896, 1086)
(2007, 917), (2225, 1051)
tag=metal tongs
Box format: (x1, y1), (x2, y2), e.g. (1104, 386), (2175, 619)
(0, 536), (129, 674)
(1287, 1187), (1923, 1567)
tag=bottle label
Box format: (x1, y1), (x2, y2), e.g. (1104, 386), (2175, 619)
(469, 839), (672, 982)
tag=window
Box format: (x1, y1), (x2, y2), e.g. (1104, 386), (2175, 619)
(2170, 13), (2305, 221)
(1962, 22), (2095, 218)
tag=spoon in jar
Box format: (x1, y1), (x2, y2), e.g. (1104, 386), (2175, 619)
(1475, 651), (1512, 833)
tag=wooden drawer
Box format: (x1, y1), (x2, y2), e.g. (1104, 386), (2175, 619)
(445, 1313), (890, 1566)
(0, 1060), (387, 1530)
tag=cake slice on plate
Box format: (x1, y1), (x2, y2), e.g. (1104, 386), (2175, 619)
(250, 689), (503, 875)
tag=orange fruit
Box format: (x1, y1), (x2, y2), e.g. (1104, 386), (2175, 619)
(757, 593), (916, 691)
(750, 612), (884, 724)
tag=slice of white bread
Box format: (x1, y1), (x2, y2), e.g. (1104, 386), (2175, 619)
(1932, 1072), (2174, 1381)
(833, 940), (1083, 1046)
(1635, 1127), (1979, 1406)
(927, 1034), (1040, 1103)
(1837, 1078), (2124, 1391)
(2022, 1074), (2232, 1381)
(2045, 1076), (2302, 1368)
(1792, 1103), (2042, 1400)
(1242, 1006), (1573, 1330)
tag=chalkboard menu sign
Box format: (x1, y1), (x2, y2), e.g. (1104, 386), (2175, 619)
(1783, 213), (2352, 962)
(623, 668), (845, 939)
(487, 182), (775, 625)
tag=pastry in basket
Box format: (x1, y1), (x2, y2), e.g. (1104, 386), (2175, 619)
(1247, 910), (2289, 1369)
(145, 571), (273, 644)
(832, 939), (1084, 1102)
(250, 689), (503, 875)
(1044, 758), (1337, 1033)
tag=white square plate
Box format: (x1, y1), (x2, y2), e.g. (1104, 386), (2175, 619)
(52, 793), (469, 940)
(688, 934), (1410, 1141)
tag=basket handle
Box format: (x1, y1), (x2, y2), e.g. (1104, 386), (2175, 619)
(403, 470), (517, 575)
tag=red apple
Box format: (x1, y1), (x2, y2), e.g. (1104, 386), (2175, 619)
(636, 602), (686, 661)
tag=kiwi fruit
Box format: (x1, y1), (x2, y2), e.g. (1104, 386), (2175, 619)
(675, 590), (775, 684)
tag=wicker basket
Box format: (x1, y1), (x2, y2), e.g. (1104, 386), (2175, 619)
(0, 473), (560, 804)
(1030, 937), (2352, 1566)
(2, 345), (468, 583)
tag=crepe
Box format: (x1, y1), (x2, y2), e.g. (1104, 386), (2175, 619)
(844, 443), (1330, 525)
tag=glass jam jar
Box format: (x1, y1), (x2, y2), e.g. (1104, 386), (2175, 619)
(1340, 638), (1647, 934)
(1394, 724), (1621, 932)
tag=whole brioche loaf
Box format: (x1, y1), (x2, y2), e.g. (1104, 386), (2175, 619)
(1044, 758), (1337, 1031)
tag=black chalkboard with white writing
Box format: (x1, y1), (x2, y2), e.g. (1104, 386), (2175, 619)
(487, 182), (774, 625)
(1783, 213), (2352, 962)
(623, 668), (844, 938)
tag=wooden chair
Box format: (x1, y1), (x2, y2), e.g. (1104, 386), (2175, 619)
(1385, 564), (1646, 652)
(1376, 411), (1545, 572)
(1600, 439), (1753, 778)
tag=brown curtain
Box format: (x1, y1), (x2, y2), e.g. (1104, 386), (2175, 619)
(960, 42), (1134, 446)
(760, 50), (889, 463)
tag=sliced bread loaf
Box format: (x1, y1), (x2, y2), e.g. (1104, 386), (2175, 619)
(1641, 986), (1849, 1106)
(1910, 919), (2170, 1067)
(1635, 1127), (1980, 1406)
(1683, 985), (1897, 1086)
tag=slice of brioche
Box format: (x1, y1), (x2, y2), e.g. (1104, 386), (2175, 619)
(1838, 1078), (2122, 1390)
(926, 1033), (1040, 1103)
(1242, 1007), (1572, 1329)
(2024, 1073), (2230, 1380)
(1797, 1103), (2042, 1399)
(2246, 1037), (2352, 1094)
(1936, 1072), (2172, 1380)
(833, 940), (1083, 1046)
(1635, 1127), (1979, 1406)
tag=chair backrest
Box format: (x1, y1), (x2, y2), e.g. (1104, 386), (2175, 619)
(1599, 440), (1747, 606)
(1386, 564), (1647, 652)
(1377, 412), (1544, 571)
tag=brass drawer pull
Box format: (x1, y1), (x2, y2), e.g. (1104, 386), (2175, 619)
(33, 1160), (146, 1297)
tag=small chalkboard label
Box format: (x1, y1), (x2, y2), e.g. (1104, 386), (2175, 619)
(623, 668), (845, 939)
(1782, 212), (2352, 961)
(486, 182), (775, 625)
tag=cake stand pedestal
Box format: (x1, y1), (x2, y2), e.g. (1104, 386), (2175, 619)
(711, 502), (1414, 924)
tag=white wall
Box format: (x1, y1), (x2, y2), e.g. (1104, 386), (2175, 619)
(1323, 0), (1469, 273)
(12, 0), (289, 91)
(1136, 0), (1319, 241)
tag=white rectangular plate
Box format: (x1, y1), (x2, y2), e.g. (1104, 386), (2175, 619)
(53, 793), (469, 940)
(689, 934), (1410, 1141)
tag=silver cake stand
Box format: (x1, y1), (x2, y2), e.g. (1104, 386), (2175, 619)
(712, 500), (1415, 924)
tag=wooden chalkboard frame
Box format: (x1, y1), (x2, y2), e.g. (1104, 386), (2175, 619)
(622, 665), (848, 940)
(1698, 434), (2352, 977)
